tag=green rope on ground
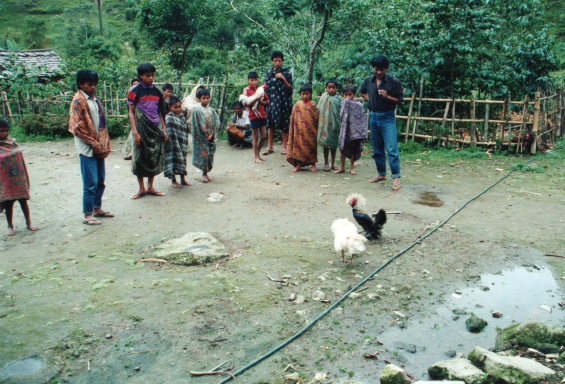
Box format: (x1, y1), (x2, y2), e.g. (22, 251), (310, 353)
(218, 163), (525, 384)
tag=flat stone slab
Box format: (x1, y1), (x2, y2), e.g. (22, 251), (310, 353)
(469, 346), (555, 384)
(428, 358), (486, 384)
(380, 364), (410, 384)
(152, 232), (229, 265)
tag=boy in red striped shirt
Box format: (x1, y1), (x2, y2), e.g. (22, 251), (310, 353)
(242, 71), (269, 163)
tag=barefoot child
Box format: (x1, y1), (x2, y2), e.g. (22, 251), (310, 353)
(164, 96), (191, 188)
(69, 70), (114, 225)
(162, 83), (175, 103)
(128, 63), (168, 199)
(335, 85), (367, 175)
(287, 84), (319, 173)
(0, 119), (38, 235)
(317, 79), (342, 171)
(191, 88), (220, 183)
(242, 72), (268, 163)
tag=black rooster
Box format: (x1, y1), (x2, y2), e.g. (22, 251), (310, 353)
(346, 193), (387, 240)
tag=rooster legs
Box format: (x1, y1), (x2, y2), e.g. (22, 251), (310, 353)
(341, 250), (345, 263)
(349, 254), (355, 265)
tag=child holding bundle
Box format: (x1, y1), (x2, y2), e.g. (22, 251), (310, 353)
(335, 85), (367, 175)
(317, 79), (342, 171)
(287, 84), (319, 173)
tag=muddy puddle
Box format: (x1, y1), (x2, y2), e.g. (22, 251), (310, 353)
(376, 265), (564, 378)
(412, 191), (444, 207)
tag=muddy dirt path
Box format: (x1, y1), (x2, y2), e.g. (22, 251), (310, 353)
(1, 139), (564, 383)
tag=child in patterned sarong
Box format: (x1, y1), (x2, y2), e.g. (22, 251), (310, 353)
(335, 85), (367, 175)
(317, 79), (342, 171)
(0, 119), (38, 236)
(287, 84), (319, 173)
(164, 96), (191, 188)
(191, 88), (220, 183)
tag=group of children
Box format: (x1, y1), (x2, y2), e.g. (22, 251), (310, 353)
(0, 52), (378, 234)
(236, 75), (367, 175)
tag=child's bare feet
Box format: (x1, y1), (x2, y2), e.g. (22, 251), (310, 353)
(334, 167), (345, 174)
(254, 158), (264, 163)
(27, 225), (39, 232)
(181, 178), (192, 186)
(7, 227), (15, 236)
(310, 164), (317, 172)
(146, 188), (165, 196)
(292, 165), (302, 173)
(172, 182), (182, 188)
(130, 191), (146, 199)
(323, 164), (331, 171)
(350, 169), (357, 175)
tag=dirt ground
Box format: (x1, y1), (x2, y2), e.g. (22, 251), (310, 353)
(1, 138), (564, 383)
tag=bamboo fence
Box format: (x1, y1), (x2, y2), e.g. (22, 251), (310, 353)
(1, 77), (563, 154)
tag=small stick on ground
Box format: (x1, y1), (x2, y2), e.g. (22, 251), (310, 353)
(189, 370), (236, 381)
(544, 254), (565, 259)
(141, 258), (169, 264)
(266, 272), (288, 284)
(87, 359), (91, 371)
(128, 348), (159, 355)
(100, 321), (130, 329)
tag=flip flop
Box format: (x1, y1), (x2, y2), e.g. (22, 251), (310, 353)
(370, 176), (387, 183)
(82, 218), (102, 225)
(93, 211), (114, 218)
(263, 149), (274, 155)
(146, 190), (165, 196)
(323, 165), (331, 171)
(130, 192), (145, 200)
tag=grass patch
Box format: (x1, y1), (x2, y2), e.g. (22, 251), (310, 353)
(512, 163), (547, 173)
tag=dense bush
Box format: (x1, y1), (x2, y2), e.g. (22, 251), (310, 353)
(106, 117), (130, 138)
(20, 115), (70, 137)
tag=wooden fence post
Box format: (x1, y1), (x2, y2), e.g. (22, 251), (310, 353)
(470, 96), (477, 145)
(558, 89), (564, 138)
(531, 92), (541, 154)
(502, 94), (511, 144)
(518, 97), (528, 153)
(483, 103), (490, 142)
(404, 93), (415, 143)
(412, 75), (424, 139)
(450, 98), (456, 140)
(1, 91), (14, 123)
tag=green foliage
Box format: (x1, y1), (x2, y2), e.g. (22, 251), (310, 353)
(512, 162), (546, 173)
(20, 114), (70, 138)
(138, 0), (219, 75)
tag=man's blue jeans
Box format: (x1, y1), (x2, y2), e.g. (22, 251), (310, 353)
(80, 155), (105, 215)
(369, 110), (401, 179)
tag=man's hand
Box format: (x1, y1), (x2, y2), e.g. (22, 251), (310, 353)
(134, 133), (142, 147)
(275, 73), (285, 80)
(378, 89), (388, 98)
(164, 134), (169, 142)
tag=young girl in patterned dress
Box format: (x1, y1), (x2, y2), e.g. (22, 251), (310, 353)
(0, 119), (38, 236)
(191, 89), (221, 183)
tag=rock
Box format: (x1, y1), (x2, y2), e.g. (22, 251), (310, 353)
(414, 381), (465, 384)
(465, 314), (488, 333)
(468, 346), (556, 384)
(492, 311), (503, 318)
(445, 350), (458, 358)
(207, 192), (224, 202)
(288, 293), (296, 302)
(494, 322), (565, 352)
(104, 334), (113, 339)
(367, 293), (380, 300)
(453, 309), (467, 316)
(380, 364), (410, 384)
(312, 290), (325, 301)
(428, 358), (487, 384)
(349, 292), (362, 299)
(294, 295), (305, 305)
(152, 232), (229, 265)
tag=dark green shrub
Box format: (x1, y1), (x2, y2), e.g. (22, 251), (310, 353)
(20, 114), (70, 137)
(106, 117), (130, 138)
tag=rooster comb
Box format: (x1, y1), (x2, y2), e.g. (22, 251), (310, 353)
(346, 193), (366, 209)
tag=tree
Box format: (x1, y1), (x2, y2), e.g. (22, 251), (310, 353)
(94, 0), (104, 35)
(138, 0), (219, 84)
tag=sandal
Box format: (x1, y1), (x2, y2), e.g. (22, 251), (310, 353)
(323, 164), (331, 171)
(263, 149), (274, 155)
(130, 192), (145, 200)
(370, 176), (387, 183)
(93, 211), (114, 218)
(392, 180), (401, 191)
(82, 218), (102, 225)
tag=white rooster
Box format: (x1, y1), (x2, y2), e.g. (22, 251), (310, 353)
(239, 85), (266, 117)
(331, 218), (368, 264)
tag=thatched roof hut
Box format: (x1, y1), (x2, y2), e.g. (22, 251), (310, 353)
(0, 49), (64, 80)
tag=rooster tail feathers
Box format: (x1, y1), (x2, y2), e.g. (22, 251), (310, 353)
(346, 193), (366, 209)
(374, 209), (387, 226)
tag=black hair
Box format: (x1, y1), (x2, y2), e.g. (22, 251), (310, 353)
(137, 62), (156, 77)
(270, 50), (284, 61)
(76, 70), (99, 89)
(0, 118), (9, 128)
(197, 88), (210, 98)
(163, 83), (174, 92)
(342, 84), (357, 94)
(370, 55), (389, 69)
(299, 83), (313, 93)
(232, 101), (243, 109)
(247, 71), (259, 79)
(130, 78), (141, 85)
(167, 96), (181, 107)
(325, 79), (338, 87)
